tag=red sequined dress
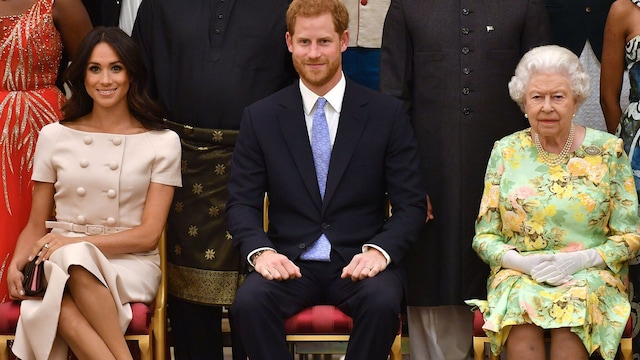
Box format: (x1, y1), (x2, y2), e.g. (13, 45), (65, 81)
(0, 0), (64, 303)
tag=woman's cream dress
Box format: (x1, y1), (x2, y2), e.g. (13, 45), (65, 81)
(12, 122), (181, 360)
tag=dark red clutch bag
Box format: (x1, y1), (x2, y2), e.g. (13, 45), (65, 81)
(22, 257), (46, 297)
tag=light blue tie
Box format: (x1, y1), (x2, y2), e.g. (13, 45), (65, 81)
(300, 97), (332, 261)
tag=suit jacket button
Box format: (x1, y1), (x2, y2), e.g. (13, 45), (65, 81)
(299, 244), (306, 249)
(321, 223), (330, 229)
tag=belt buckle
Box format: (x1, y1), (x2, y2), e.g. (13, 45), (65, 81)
(85, 225), (105, 235)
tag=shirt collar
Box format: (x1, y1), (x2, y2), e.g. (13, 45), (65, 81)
(300, 73), (346, 115)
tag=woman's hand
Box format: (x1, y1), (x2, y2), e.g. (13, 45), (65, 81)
(501, 250), (554, 275)
(30, 233), (83, 264)
(7, 260), (27, 300)
(531, 249), (605, 286)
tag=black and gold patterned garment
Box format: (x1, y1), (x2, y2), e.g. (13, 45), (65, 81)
(164, 120), (245, 305)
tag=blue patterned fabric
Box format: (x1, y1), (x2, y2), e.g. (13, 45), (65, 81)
(300, 97), (332, 261)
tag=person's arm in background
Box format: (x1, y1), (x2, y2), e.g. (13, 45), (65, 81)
(378, 0), (435, 222)
(600, 0), (628, 133)
(379, 0), (412, 102)
(53, 0), (93, 60)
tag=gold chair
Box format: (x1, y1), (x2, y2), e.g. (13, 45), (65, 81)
(0, 230), (167, 360)
(125, 229), (167, 360)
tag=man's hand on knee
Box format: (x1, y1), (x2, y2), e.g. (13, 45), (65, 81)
(341, 249), (387, 282)
(254, 251), (302, 281)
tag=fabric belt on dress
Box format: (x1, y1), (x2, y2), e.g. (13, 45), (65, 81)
(45, 221), (131, 235)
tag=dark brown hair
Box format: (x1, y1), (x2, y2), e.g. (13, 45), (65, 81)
(61, 26), (165, 130)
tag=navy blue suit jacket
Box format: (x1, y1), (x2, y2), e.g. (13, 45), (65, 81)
(226, 79), (426, 269)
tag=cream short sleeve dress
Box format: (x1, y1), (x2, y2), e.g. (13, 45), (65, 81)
(12, 122), (182, 360)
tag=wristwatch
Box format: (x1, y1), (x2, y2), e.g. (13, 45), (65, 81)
(250, 249), (275, 264)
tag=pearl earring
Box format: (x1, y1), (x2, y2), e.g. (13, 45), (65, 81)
(524, 114), (528, 119)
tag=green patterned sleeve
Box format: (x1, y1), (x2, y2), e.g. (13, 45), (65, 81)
(596, 138), (640, 273)
(473, 140), (516, 273)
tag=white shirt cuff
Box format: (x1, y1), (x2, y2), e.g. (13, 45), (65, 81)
(362, 244), (391, 265)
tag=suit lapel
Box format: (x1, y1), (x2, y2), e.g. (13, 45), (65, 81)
(323, 81), (368, 208)
(277, 86), (323, 209)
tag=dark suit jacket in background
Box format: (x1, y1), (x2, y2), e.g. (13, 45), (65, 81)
(58, 1), (119, 93)
(81, 0), (120, 26)
(544, 0), (614, 61)
(380, 0), (551, 306)
(131, 0), (297, 130)
(226, 80), (426, 271)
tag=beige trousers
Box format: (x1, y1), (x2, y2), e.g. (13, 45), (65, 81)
(407, 305), (473, 360)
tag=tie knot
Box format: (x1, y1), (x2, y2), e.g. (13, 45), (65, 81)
(316, 97), (327, 112)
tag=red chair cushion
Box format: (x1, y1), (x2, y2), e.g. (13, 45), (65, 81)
(624, 312), (632, 337)
(0, 302), (20, 334)
(128, 302), (153, 334)
(473, 308), (633, 337)
(472, 308), (486, 337)
(285, 305), (353, 334)
(0, 300), (153, 335)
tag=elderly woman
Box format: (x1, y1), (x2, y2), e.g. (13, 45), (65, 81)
(467, 45), (640, 360)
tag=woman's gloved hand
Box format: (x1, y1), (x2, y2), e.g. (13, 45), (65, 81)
(531, 249), (604, 286)
(501, 250), (554, 275)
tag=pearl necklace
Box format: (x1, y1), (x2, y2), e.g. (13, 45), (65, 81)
(533, 123), (575, 167)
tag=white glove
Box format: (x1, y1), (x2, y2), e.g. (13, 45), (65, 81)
(531, 249), (604, 286)
(501, 250), (554, 275)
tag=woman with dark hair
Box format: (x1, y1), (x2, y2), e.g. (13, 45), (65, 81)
(61, 26), (165, 130)
(6, 26), (181, 360)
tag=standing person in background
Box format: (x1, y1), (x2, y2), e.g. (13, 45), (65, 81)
(545, 0), (611, 67)
(380, 0), (551, 358)
(0, 0), (91, 304)
(80, 0), (140, 34)
(132, 1), (297, 359)
(117, 0), (142, 35)
(544, 0), (624, 132)
(81, 0), (118, 27)
(601, 0), (640, 356)
(341, 0), (390, 90)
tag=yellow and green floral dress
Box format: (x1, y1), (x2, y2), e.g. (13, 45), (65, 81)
(466, 128), (640, 359)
